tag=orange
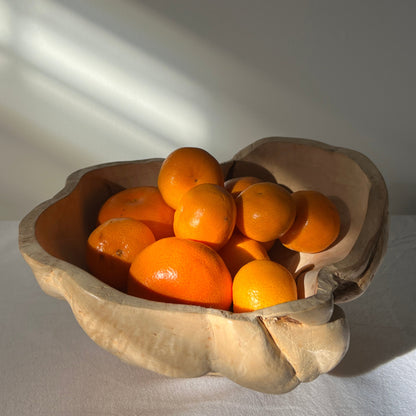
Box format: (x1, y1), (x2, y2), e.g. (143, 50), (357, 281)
(235, 182), (296, 242)
(127, 237), (232, 310)
(86, 218), (155, 292)
(224, 176), (262, 198)
(157, 147), (224, 209)
(280, 190), (341, 253)
(232, 259), (297, 312)
(219, 231), (270, 277)
(97, 186), (175, 240)
(173, 183), (236, 250)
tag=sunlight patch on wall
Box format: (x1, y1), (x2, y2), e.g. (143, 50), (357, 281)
(0, 0), (12, 45)
(1, 0), (208, 149)
(20, 67), (176, 160)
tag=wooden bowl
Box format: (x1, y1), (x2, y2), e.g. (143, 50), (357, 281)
(18, 137), (388, 394)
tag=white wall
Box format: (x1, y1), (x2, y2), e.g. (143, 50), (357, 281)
(1, 0), (415, 219)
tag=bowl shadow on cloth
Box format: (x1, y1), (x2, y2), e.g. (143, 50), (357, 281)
(330, 219), (416, 377)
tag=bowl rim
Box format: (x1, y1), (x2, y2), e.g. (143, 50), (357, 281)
(18, 136), (389, 322)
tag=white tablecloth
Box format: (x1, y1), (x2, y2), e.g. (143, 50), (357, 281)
(1, 216), (415, 415)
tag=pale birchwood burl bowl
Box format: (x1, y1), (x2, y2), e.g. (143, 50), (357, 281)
(19, 137), (388, 394)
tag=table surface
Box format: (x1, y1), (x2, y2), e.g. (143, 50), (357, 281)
(1, 216), (416, 415)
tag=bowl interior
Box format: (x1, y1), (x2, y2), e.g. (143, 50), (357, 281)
(34, 159), (163, 271)
(228, 141), (372, 298)
(33, 140), (373, 302)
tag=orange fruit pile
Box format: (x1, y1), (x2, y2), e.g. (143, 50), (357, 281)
(86, 146), (341, 313)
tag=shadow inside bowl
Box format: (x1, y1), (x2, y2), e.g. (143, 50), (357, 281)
(34, 160), (163, 271)
(224, 159), (278, 184)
